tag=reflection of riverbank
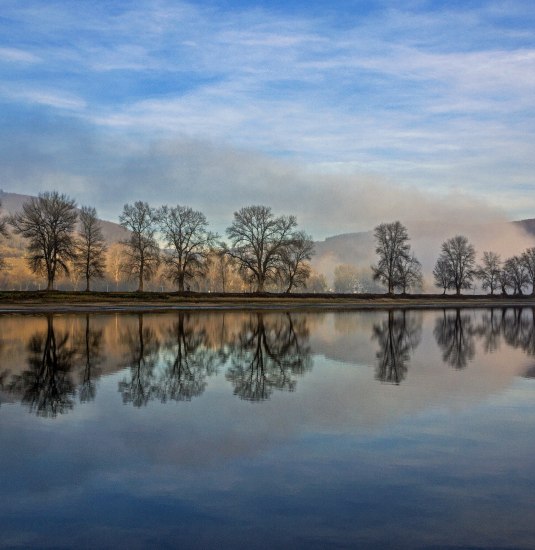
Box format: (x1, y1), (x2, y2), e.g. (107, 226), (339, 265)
(0, 308), (533, 419)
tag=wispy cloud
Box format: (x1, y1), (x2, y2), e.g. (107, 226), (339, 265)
(0, 47), (40, 63)
(1, 1), (535, 224)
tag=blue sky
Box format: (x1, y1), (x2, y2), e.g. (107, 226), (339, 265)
(1, 0), (535, 236)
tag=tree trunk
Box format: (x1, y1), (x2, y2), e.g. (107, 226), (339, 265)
(85, 278), (90, 292)
(137, 273), (144, 292)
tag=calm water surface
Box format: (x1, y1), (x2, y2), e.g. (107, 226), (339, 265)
(1, 308), (534, 549)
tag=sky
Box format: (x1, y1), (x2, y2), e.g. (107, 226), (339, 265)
(1, 0), (535, 238)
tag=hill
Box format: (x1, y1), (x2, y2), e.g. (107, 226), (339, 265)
(513, 219), (535, 237)
(0, 190), (128, 243)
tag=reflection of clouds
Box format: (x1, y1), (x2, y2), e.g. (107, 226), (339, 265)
(0, 310), (534, 547)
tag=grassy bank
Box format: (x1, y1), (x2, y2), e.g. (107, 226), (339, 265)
(0, 290), (534, 312)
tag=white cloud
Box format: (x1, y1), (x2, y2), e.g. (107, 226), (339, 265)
(0, 47), (40, 63)
(1, 0), (535, 225)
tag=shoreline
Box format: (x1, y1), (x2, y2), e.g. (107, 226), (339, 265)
(1, 291), (535, 313)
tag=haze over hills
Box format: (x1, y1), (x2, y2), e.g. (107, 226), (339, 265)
(2, 191), (535, 285)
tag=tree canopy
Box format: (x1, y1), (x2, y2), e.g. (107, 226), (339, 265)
(225, 205), (298, 292)
(9, 191), (78, 290)
(119, 201), (160, 292)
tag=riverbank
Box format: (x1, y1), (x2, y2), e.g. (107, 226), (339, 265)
(1, 290), (534, 313)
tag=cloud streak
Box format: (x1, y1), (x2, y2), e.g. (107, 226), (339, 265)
(1, 1), (535, 223)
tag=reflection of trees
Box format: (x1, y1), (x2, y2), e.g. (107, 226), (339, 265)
(500, 307), (535, 356)
(372, 310), (421, 384)
(118, 314), (160, 407)
(155, 312), (220, 402)
(475, 308), (503, 354)
(472, 307), (535, 358)
(226, 313), (312, 401)
(434, 309), (475, 369)
(75, 314), (104, 403)
(8, 315), (76, 417)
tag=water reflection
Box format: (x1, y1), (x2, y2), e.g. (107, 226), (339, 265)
(118, 314), (160, 407)
(75, 314), (104, 403)
(2, 307), (535, 416)
(502, 307), (535, 355)
(434, 309), (476, 369)
(155, 312), (220, 402)
(1, 309), (534, 548)
(372, 310), (421, 384)
(226, 313), (312, 401)
(8, 315), (76, 417)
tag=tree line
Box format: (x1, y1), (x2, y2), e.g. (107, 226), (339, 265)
(1, 192), (314, 293)
(372, 221), (535, 296)
(1, 192), (534, 295)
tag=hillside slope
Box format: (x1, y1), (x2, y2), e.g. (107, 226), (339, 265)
(0, 190), (128, 243)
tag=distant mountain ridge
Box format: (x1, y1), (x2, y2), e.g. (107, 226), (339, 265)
(513, 219), (535, 237)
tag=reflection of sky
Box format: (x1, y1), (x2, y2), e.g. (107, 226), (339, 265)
(1, 311), (535, 548)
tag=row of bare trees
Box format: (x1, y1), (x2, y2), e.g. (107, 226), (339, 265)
(3, 194), (535, 295)
(433, 236), (535, 296)
(371, 221), (535, 296)
(118, 202), (314, 292)
(1, 192), (315, 292)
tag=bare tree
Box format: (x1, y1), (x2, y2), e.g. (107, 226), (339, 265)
(477, 251), (501, 295)
(277, 231), (314, 293)
(504, 256), (528, 295)
(437, 235), (476, 295)
(433, 256), (451, 294)
(521, 247), (535, 295)
(9, 191), (78, 290)
(395, 253), (423, 294)
(74, 206), (107, 291)
(371, 221), (412, 294)
(157, 205), (217, 292)
(225, 205), (297, 292)
(498, 265), (512, 295)
(119, 202), (160, 292)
